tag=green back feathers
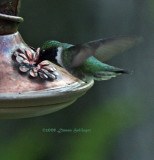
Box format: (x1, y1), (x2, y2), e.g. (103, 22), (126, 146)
(41, 41), (73, 50)
(41, 41), (61, 50)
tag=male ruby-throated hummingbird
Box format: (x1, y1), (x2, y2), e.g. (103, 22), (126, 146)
(37, 36), (142, 81)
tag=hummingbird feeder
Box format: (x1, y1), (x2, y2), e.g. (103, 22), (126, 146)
(0, 0), (94, 119)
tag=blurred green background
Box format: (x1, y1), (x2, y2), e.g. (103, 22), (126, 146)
(0, 0), (153, 160)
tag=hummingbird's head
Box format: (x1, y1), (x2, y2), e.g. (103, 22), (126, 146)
(38, 41), (63, 66)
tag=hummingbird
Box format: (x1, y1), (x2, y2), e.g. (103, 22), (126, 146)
(37, 36), (142, 81)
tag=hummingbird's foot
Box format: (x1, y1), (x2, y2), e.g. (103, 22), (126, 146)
(13, 48), (59, 80)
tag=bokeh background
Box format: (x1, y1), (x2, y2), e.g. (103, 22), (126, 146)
(0, 0), (153, 160)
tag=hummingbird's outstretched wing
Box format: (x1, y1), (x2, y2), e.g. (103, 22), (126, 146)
(70, 36), (143, 67)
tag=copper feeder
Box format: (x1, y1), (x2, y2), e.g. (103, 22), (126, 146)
(0, 0), (94, 119)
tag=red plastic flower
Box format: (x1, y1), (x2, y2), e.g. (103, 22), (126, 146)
(13, 48), (58, 80)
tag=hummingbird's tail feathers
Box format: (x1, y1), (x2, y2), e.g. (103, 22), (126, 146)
(114, 69), (129, 74)
(70, 36), (143, 68)
(93, 70), (127, 81)
(92, 62), (128, 81)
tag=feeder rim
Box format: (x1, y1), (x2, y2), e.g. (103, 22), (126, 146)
(0, 13), (24, 22)
(0, 80), (94, 100)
